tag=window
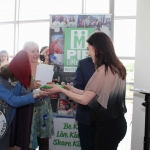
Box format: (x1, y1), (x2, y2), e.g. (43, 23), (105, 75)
(19, 0), (82, 20)
(18, 22), (49, 50)
(48, 0), (82, 14)
(120, 59), (134, 99)
(0, 0), (136, 93)
(0, 0), (136, 99)
(0, 0), (15, 22)
(0, 24), (14, 56)
(84, 0), (109, 13)
(121, 60), (134, 83)
(114, 19), (136, 57)
(115, 0), (136, 16)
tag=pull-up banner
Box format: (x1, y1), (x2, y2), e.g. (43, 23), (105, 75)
(49, 14), (112, 150)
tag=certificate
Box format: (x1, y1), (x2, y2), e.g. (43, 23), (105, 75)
(35, 64), (54, 85)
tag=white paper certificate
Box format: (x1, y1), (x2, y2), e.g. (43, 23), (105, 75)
(35, 64), (54, 85)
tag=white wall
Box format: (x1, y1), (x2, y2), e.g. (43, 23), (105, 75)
(131, 0), (150, 150)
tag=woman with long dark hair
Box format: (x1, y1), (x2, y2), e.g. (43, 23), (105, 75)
(44, 32), (127, 150)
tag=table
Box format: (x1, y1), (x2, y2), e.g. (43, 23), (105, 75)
(131, 89), (150, 150)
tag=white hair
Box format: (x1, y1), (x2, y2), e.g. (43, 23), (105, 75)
(23, 41), (39, 51)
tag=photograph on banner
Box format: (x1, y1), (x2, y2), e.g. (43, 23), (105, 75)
(77, 15), (111, 36)
(101, 15), (111, 37)
(57, 99), (74, 117)
(50, 54), (64, 72)
(49, 34), (64, 54)
(50, 15), (78, 34)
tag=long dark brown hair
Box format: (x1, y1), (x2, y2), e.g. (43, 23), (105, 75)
(39, 46), (48, 62)
(86, 32), (126, 80)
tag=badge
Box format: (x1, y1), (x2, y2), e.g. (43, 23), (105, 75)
(0, 111), (7, 139)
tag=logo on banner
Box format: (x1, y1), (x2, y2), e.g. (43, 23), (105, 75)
(70, 30), (88, 49)
(64, 28), (94, 72)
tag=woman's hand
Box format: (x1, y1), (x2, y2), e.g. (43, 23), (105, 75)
(29, 80), (41, 90)
(63, 85), (72, 91)
(41, 83), (62, 94)
(33, 90), (49, 99)
(61, 82), (73, 91)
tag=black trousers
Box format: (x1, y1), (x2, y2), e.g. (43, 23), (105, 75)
(95, 116), (127, 150)
(37, 137), (49, 150)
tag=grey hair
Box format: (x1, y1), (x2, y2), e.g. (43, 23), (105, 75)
(23, 41), (39, 51)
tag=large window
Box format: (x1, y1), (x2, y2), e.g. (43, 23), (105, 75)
(115, 0), (136, 16)
(114, 19), (136, 57)
(19, 0), (82, 20)
(84, 0), (109, 13)
(0, 0), (136, 99)
(0, 0), (15, 22)
(114, 0), (136, 101)
(0, 24), (14, 56)
(18, 22), (49, 50)
(121, 59), (135, 99)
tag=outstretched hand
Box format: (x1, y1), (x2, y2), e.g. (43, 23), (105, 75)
(41, 83), (62, 94)
(41, 82), (73, 94)
(38, 90), (49, 97)
(46, 82), (72, 91)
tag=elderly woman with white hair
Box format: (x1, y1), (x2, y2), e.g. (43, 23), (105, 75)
(10, 41), (54, 150)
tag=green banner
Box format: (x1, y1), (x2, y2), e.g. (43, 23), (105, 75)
(64, 28), (94, 72)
